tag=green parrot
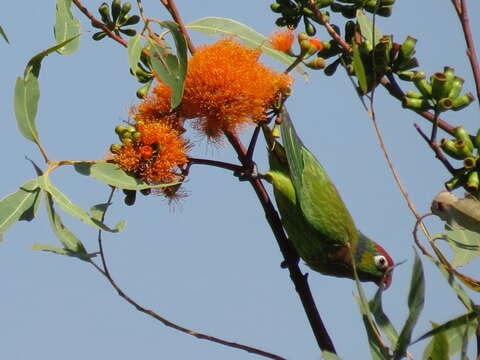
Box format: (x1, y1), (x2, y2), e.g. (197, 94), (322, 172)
(263, 109), (394, 287)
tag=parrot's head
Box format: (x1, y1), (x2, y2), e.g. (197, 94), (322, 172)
(355, 233), (394, 289)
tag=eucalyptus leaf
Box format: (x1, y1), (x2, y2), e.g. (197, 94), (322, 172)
(0, 25), (9, 44)
(352, 41), (368, 95)
(322, 351), (343, 360)
(394, 250), (425, 360)
(369, 287), (399, 348)
(89, 203), (126, 232)
(54, 0), (81, 55)
(38, 174), (122, 233)
(419, 313), (477, 360)
(356, 10), (383, 46)
(128, 34), (143, 75)
(0, 179), (41, 234)
(74, 162), (179, 190)
(422, 322), (449, 360)
(186, 17), (306, 77)
(32, 242), (96, 260)
(443, 226), (480, 268)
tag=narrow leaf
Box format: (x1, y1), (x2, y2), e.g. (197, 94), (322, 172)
(54, 0), (81, 55)
(38, 175), (121, 233)
(422, 322), (449, 360)
(0, 179), (41, 234)
(352, 41), (368, 95)
(369, 287), (399, 348)
(14, 75), (40, 143)
(418, 312), (478, 360)
(444, 226), (480, 268)
(128, 34), (143, 75)
(322, 351), (343, 360)
(74, 162), (179, 190)
(0, 25), (9, 44)
(394, 250), (425, 360)
(32, 242), (96, 260)
(187, 17), (307, 77)
(89, 203), (126, 232)
(356, 10), (383, 46)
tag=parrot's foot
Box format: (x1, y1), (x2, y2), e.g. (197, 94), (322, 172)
(280, 255), (300, 269)
(233, 162), (258, 181)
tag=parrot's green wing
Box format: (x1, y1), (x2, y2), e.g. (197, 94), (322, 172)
(280, 109), (358, 246)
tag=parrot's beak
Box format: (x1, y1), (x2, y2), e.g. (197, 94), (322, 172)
(377, 267), (394, 289)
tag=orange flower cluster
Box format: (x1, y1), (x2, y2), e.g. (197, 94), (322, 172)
(112, 121), (189, 186)
(269, 29), (294, 52)
(137, 38), (292, 141)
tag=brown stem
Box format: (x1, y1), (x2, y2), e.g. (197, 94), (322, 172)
(72, 0), (128, 47)
(382, 74), (455, 135)
(452, 0), (480, 107)
(412, 214), (435, 258)
(414, 124), (456, 175)
(159, 0), (196, 54)
(92, 190), (286, 360)
(307, 0), (352, 54)
(224, 131), (337, 354)
(188, 157), (243, 173)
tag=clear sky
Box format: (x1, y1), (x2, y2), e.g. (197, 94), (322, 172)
(1, 1), (479, 359)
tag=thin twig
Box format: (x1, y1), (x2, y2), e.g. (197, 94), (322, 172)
(452, 0), (480, 107)
(382, 74), (456, 135)
(414, 124), (456, 175)
(224, 131), (337, 354)
(91, 190), (286, 360)
(412, 213), (435, 258)
(159, 0), (196, 54)
(246, 126), (261, 162)
(72, 0), (128, 47)
(307, 0), (351, 54)
(188, 157), (243, 173)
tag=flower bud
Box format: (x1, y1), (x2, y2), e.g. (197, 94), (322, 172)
(455, 139), (474, 158)
(475, 128), (480, 152)
(431, 72), (450, 100)
(453, 126), (474, 151)
(399, 36), (417, 60)
(445, 176), (462, 191)
(402, 96), (430, 111)
(110, 144), (123, 154)
(99, 2), (111, 24)
(436, 97), (453, 112)
(305, 57), (326, 69)
(464, 157), (477, 169)
(440, 138), (464, 160)
(397, 71), (415, 81)
(111, 0), (122, 22)
(413, 77), (432, 98)
(448, 76), (465, 99)
(466, 171), (479, 193)
(115, 125), (128, 135)
(405, 90), (424, 99)
(270, 3), (282, 12)
(452, 92), (475, 111)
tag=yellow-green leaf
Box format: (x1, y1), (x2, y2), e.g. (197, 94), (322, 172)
(54, 0), (81, 55)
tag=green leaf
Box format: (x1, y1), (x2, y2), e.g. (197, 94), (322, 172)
(54, 0), (81, 55)
(416, 311), (478, 360)
(356, 9), (383, 46)
(74, 162), (179, 190)
(0, 25), (9, 44)
(186, 17), (307, 77)
(322, 351), (343, 360)
(89, 203), (126, 232)
(423, 322), (449, 360)
(43, 190), (89, 257)
(14, 35), (80, 144)
(369, 287), (399, 348)
(352, 41), (368, 95)
(38, 174), (121, 233)
(14, 75), (41, 143)
(443, 226), (480, 268)
(32, 242), (96, 260)
(128, 34), (143, 76)
(394, 250), (425, 360)
(0, 179), (41, 234)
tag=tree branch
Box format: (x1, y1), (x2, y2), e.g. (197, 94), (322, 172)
(224, 130), (337, 354)
(159, 0), (196, 54)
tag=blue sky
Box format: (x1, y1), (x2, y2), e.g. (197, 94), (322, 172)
(1, 1), (479, 359)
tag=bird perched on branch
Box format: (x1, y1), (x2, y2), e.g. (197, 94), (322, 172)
(262, 109), (394, 288)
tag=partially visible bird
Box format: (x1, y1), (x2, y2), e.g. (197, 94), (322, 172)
(262, 109), (394, 287)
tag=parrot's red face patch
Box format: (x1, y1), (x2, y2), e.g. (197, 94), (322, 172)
(374, 243), (394, 289)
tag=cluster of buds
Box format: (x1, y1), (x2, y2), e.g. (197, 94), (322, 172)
(111, 124), (141, 148)
(330, 0), (395, 18)
(130, 54), (155, 99)
(92, 0), (139, 40)
(441, 126), (480, 194)
(401, 67), (475, 113)
(270, 0), (332, 36)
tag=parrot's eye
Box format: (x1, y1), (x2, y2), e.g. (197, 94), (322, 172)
(374, 255), (388, 270)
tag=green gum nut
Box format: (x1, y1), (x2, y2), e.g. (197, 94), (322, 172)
(115, 125), (128, 135)
(270, 3), (282, 12)
(305, 21), (316, 36)
(111, 0), (122, 22)
(110, 144), (123, 154)
(99, 3), (111, 23)
(455, 139), (474, 158)
(132, 131), (142, 143)
(402, 96), (430, 111)
(445, 176), (462, 191)
(452, 92), (475, 111)
(413, 77), (432, 98)
(447, 76), (465, 99)
(463, 157), (477, 169)
(453, 125), (474, 151)
(405, 90), (424, 99)
(431, 72), (450, 100)
(397, 57), (419, 72)
(380, 0), (396, 5)
(440, 138), (464, 160)
(466, 171), (479, 192)
(365, 0), (377, 6)
(397, 71), (415, 81)
(297, 32), (309, 42)
(305, 57), (326, 69)
(399, 36), (417, 60)
(122, 138), (133, 146)
(436, 97), (453, 112)
(359, 40), (373, 56)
